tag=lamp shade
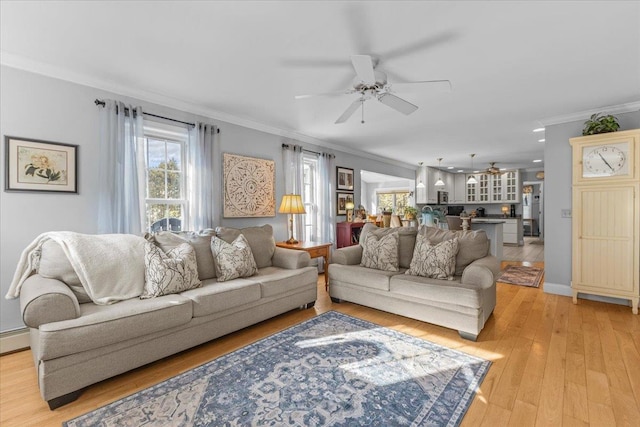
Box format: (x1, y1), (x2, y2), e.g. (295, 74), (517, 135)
(345, 201), (355, 210)
(278, 194), (306, 214)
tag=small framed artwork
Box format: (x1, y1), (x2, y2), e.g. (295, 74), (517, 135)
(336, 192), (354, 216)
(336, 166), (354, 191)
(5, 136), (78, 194)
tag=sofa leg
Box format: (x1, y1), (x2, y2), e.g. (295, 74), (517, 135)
(300, 301), (315, 309)
(47, 389), (84, 410)
(458, 331), (478, 342)
(330, 297), (343, 303)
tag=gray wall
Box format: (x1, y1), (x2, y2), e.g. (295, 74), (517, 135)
(543, 110), (640, 300)
(0, 66), (415, 332)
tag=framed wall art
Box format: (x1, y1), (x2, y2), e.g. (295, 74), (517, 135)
(336, 192), (354, 216)
(336, 166), (354, 191)
(5, 136), (78, 193)
(223, 153), (275, 218)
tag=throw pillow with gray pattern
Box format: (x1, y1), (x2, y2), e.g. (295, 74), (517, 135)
(141, 242), (202, 299)
(360, 231), (400, 272)
(210, 234), (258, 282)
(407, 234), (459, 279)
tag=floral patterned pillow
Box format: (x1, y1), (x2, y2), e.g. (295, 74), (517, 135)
(406, 235), (458, 279)
(141, 242), (202, 299)
(210, 234), (258, 282)
(360, 231), (400, 272)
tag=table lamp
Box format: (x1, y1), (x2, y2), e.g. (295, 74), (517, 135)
(345, 201), (355, 222)
(278, 194), (306, 244)
(501, 205), (509, 218)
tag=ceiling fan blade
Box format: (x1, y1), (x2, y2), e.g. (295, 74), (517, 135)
(295, 90), (354, 100)
(335, 99), (362, 124)
(351, 55), (376, 85)
(391, 80), (452, 92)
(377, 93), (418, 115)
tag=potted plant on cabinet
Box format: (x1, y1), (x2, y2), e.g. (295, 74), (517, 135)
(582, 113), (620, 136)
(404, 206), (418, 220)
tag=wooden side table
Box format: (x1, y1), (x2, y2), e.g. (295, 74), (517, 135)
(275, 241), (332, 290)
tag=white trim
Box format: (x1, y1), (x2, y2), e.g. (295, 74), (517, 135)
(0, 53), (415, 170)
(544, 282), (632, 307)
(0, 328), (30, 354)
(538, 101), (640, 126)
(543, 281), (572, 296)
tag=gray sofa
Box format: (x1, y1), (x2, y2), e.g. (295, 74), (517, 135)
(329, 224), (499, 341)
(18, 225), (317, 409)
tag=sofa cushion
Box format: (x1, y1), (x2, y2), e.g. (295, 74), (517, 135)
(145, 230), (216, 280)
(37, 294), (193, 360)
(359, 223), (417, 268)
(361, 231), (399, 272)
(255, 266), (319, 298)
(215, 224), (275, 269)
(407, 235), (458, 279)
(211, 235), (258, 282)
(180, 278), (262, 317)
(329, 264), (404, 291)
(390, 274), (486, 310)
(38, 240), (91, 303)
(141, 242), (202, 299)
(420, 226), (489, 275)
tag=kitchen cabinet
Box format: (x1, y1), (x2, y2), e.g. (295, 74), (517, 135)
(445, 172), (455, 196)
(416, 166), (439, 204)
(502, 218), (523, 245)
(466, 171), (520, 204)
(466, 173), (490, 203)
(452, 173), (466, 203)
(415, 166), (427, 204)
(570, 129), (639, 314)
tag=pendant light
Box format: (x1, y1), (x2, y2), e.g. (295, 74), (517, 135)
(416, 162), (425, 188)
(434, 158), (445, 187)
(467, 154), (478, 185)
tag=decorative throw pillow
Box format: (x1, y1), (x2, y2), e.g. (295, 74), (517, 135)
(406, 235), (458, 279)
(210, 234), (258, 282)
(360, 231), (400, 272)
(141, 242), (202, 299)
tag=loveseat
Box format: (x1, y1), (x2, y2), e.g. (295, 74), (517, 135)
(11, 225), (318, 409)
(329, 224), (499, 341)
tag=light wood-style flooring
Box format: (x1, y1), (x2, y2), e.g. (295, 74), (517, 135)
(2, 262), (639, 426)
(503, 236), (545, 263)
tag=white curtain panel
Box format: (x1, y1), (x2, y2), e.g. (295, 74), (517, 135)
(318, 152), (335, 246)
(97, 100), (145, 234)
(187, 123), (218, 230)
(282, 144), (305, 242)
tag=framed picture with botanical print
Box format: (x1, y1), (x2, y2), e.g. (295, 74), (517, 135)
(5, 136), (78, 193)
(336, 192), (354, 216)
(336, 166), (354, 191)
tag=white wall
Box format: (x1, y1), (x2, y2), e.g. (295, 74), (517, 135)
(543, 110), (640, 300)
(0, 66), (416, 332)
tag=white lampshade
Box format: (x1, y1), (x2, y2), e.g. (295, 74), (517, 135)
(278, 194), (306, 214)
(467, 175), (478, 185)
(435, 177), (445, 186)
(416, 181), (425, 189)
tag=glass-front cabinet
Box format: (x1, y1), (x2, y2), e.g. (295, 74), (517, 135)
(466, 171), (520, 203)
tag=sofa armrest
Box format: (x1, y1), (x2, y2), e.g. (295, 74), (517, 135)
(272, 247), (311, 269)
(20, 275), (81, 328)
(332, 245), (363, 265)
(461, 255), (500, 287)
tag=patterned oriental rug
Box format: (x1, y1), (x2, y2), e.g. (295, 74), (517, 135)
(498, 265), (544, 288)
(64, 311), (491, 427)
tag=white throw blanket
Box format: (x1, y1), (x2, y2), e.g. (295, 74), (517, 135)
(6, 231), (146, 305)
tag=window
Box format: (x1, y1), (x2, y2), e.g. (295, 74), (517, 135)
(142, 123), (189, 232)
(302, 154), (319, 240)
(376, 191), (410, 216)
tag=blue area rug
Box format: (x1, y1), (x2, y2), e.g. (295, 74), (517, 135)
(64, 311), (490, 426)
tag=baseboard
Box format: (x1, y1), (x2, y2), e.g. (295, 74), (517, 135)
(544, 282), (631, 307)
(0, 328), (30, 355)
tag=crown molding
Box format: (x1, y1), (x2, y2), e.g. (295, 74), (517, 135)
(538, 101), (640, 126)
(0, 51), (415, 170)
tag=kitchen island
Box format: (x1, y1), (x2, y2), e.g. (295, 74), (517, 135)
(470, 218), (504, 262)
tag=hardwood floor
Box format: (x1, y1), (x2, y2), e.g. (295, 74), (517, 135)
(1, 265), (639, 426)
(503, 236), (545, 263)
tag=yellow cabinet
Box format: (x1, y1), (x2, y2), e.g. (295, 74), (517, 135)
(570, 129), (640, 314)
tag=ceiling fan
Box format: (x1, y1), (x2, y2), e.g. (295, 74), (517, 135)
(484, 162), (502, 175)
(294, 55), (451, 124)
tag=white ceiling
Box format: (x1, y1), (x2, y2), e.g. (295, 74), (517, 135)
(2, 1), (639, 171)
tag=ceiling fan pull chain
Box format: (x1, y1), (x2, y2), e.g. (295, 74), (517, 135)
(361, 99), (365, 124)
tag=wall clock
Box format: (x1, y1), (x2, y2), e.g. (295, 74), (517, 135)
(582, 141), (629, 178)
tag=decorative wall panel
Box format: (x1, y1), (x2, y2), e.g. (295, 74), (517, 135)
(223, 153), (275, 218)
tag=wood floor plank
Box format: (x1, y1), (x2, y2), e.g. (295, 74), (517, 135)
(587, 402), (617, 427)
(508, 400), (537, 427)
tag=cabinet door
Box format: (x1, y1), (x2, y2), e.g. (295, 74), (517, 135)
(478, 174), (490, 203)
(454, 174), (466, 203)
(503, 171), (519, 202)
(445, 172), (455, 196)
(466, 175), (478, 203)
(573, 185), (638, 296)
(491, 174), (503, 202)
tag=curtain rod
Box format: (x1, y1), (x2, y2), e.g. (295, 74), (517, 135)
(94, 99), (220, 133)
(281, 143), (335, 158)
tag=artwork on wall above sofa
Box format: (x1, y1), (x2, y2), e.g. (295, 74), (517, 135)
(223, 153), (275, 218)
(4, 136), (78, 193)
